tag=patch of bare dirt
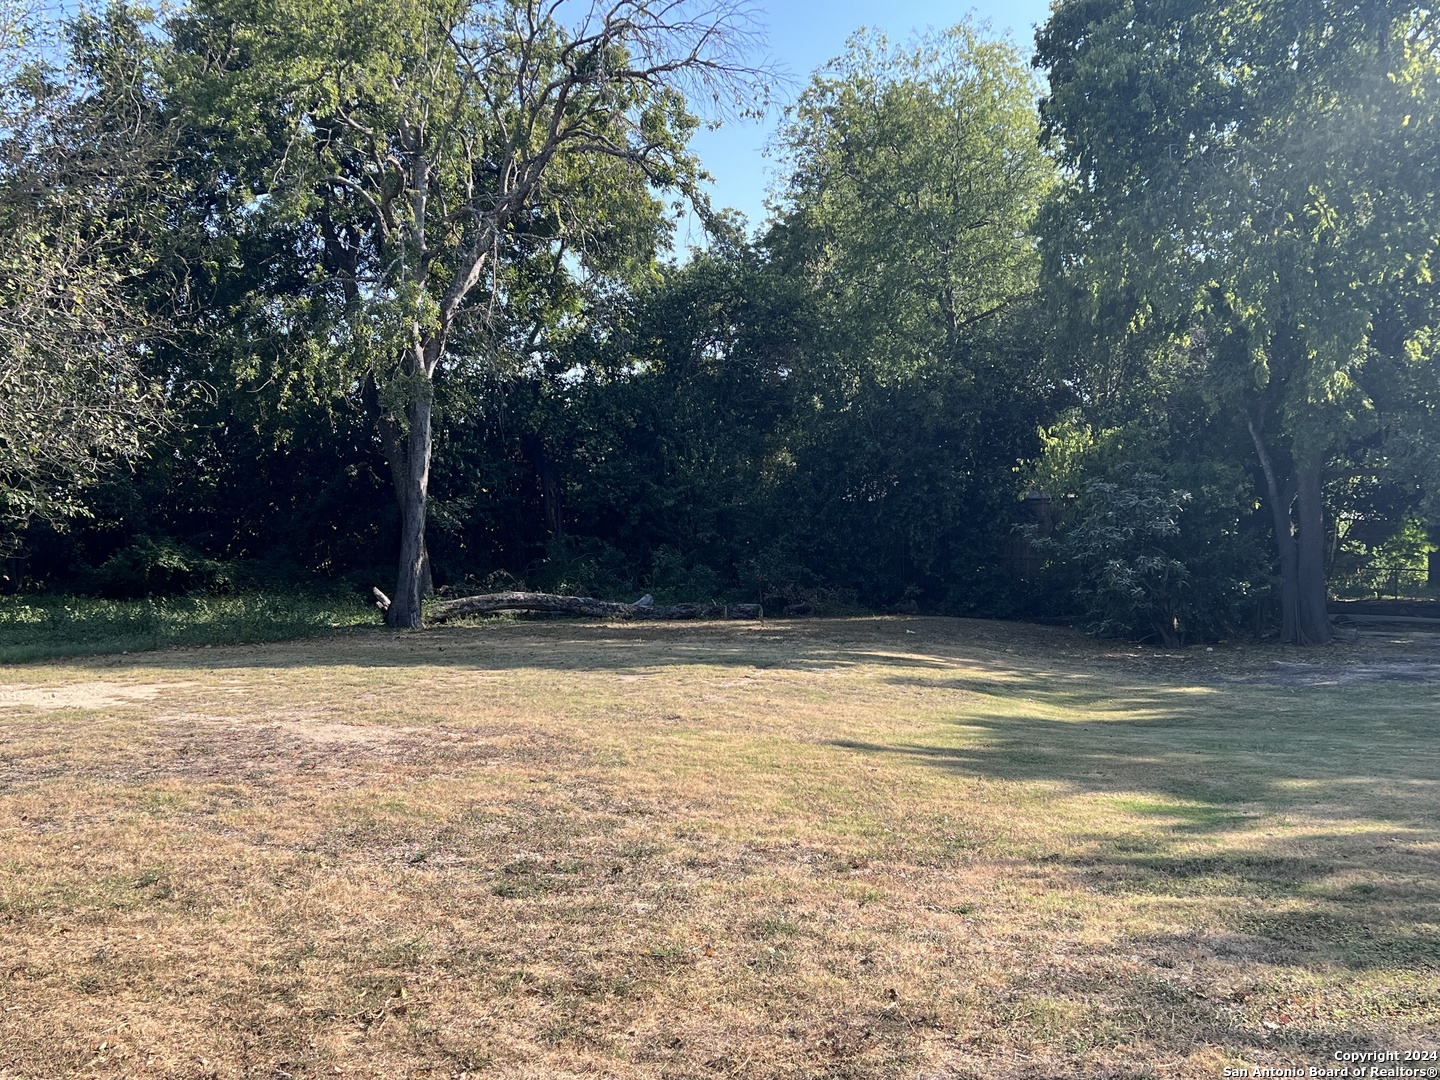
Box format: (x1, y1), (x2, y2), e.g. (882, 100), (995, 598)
(0, 712), (563, 793)
(0, 681), (186, 711)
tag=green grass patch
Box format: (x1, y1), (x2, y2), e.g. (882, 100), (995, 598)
(0, 590), (380, 663)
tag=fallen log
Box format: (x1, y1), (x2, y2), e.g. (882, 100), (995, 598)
(427, 591), (762, 624)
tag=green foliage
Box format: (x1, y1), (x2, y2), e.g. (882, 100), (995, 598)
(0, 4), (171, 544)
(1047, 469), (1190, 645)
(168, 0), (697, 354)
(1030, 415), (1273, 643)
(79, 537), (234, 599)
(14, 1), (1435, 648)
(21, 17), (1065, 621)
(773, 22), (1051, 378)
(1037, 0), (1440, 405)
(1331, 516), (1436, 598)
(1035, 0), (1440, 641)
(164, 0), (762, 625)
(751, 24), (1059, 613)
(0, 591), (379, 663)
(525, 538), (638, 602)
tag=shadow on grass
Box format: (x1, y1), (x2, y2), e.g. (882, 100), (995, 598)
(25, 620), (1032, 688)
(37, 613), (1409, 680)
(831, 702), (1440, 976)
(8, 616), (1438, 1064)
(55, 618), (1436, 742)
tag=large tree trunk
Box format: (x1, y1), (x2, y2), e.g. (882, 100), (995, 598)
(385, 364), (434, 630)
(1293, 458), (1333, 644)
(1247, 419), (1332, 644)
(369, 335), (442, 630)
(1249, 420), (1301, 643)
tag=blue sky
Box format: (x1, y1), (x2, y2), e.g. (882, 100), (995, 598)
(673, 0), (1054, 247)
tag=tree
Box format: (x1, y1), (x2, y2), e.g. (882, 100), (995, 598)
(535, 220), (811, 602)
(0, 5), (170, 549)
(761, 25), (1058, 610)
(1036, 0), (1440, 643)
(772, 24), (1051, 380)
(1048, 467), (1191, 646)
(172, 0), (765, 626)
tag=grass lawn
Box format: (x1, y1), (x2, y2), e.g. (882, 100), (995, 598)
(0, 616), (1436, 1078)
(0, 593), (380, 665)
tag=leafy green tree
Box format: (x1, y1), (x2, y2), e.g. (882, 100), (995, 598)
(549, 224), (810, 601)
(761, 24), (1058, 610)
(1049, 467), (1190, 646)
(772, 24), (1051, 379)
(1030, 412), (1273, 643)
(1037, 0), (1440, 643)
(0, 5), (171, 549)
(170, 0), (764, 626)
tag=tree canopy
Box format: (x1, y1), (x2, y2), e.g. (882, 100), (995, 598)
(5, 0), (1437, 644)
(0, 5), (171, 546)
(1036, 0), (1440, 643)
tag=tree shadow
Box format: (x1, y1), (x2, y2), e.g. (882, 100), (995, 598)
(52, 617), (1060, 674)
(15, 615), (1440, 1061)
(829, 696), (1440, 976)
(823, 670), (1440, 1058)
(44, 614), (1440, 685)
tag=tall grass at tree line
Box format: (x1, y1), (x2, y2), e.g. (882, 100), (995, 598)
(0, 592), (380, 663)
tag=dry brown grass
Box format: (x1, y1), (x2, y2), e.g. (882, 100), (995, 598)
(0, 616), (1437, 1079)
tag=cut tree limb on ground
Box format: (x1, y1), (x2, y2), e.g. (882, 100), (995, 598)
(425, 591), (761, 623)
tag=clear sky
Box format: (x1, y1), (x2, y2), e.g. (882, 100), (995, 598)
(673, 0), (1054, 248)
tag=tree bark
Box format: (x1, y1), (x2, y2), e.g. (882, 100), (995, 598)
(1247, 419), (1332, 644)
(1293, 458), (1334, 644)
(387, 367), (434, 630)
(1248, 419), (1301, 643)
(428, 591), (762, 623)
